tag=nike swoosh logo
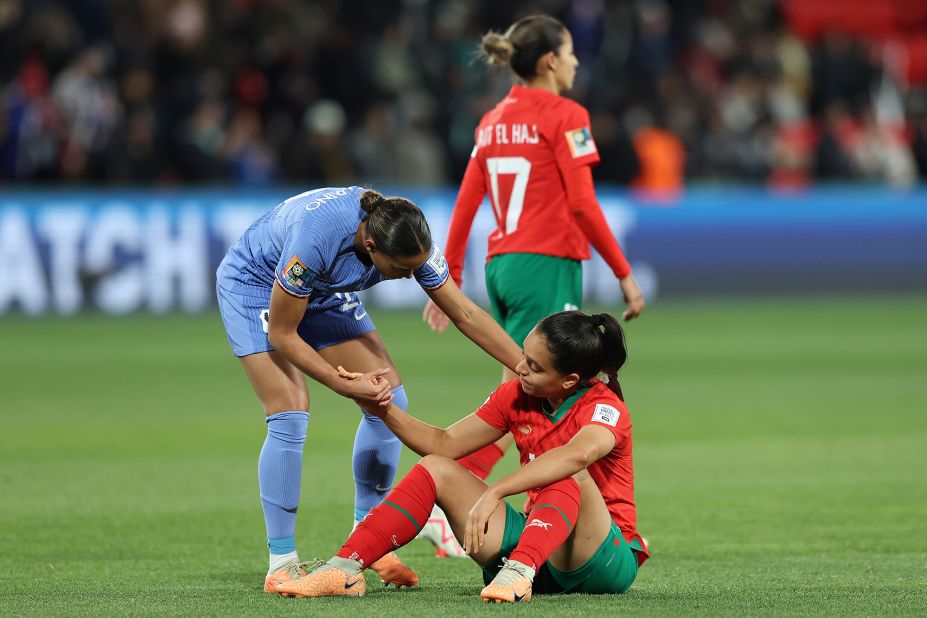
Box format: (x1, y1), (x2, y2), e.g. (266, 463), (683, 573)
(375, 484), (391, 492)
(344, 579), (361, 589)
(282, 506), (298, 514)
(354, 310), (367, 321)
(513, 592), (526, 602)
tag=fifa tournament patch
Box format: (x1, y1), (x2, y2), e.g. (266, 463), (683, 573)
(426, 245), (448, 275)
(591, 403), (619, 427)
(565, 126), (597, 158)
(282, 255), (311, 288)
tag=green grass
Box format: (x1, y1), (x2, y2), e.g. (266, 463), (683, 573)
(1, 297), (926, 615)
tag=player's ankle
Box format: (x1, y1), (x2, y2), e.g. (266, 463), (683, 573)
(329, 555), (363, 575)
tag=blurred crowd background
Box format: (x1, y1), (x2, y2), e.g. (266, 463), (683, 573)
(1, 0), (926, 189)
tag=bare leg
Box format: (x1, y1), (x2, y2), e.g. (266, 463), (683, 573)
(239, 351), (309, 416)
(418, 455), (510, 568)
(316, 330), (400, 387)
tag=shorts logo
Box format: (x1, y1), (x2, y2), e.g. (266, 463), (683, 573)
(592, 403), (619, 427)
(282, 256), (311, 288)
(565, 126), (597, 158)
(259, 309), (270, 334)
(518, 425), (532, 435)
(526, 518), (553, 530)
(335, 292), (367, 320)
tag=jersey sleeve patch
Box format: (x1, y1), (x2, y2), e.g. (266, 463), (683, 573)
(591, 403), (619, 427)
(282, 255), (314, 289)
(414, 242), (450, 290)
(565, 126), (597, 159)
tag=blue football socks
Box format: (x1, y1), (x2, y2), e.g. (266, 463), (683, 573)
(351, 385), (407, 522)
(258, 410), (309, 555)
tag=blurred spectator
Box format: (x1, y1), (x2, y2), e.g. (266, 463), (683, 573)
(106, 108), (162, 184)
(0, 0), (924, 187)
(0, 57), (61, 181)
(54, 47), (121, 180)
(393, 93), (448, 186)
(347, 100), (398, 183)
(626, 108), (686, 193)
(281, 99), (355, 184)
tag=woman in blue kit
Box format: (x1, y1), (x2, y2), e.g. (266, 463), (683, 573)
(216, 186), (522, 593)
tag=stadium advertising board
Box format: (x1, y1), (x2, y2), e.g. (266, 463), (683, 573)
(1, 188), (924, 315)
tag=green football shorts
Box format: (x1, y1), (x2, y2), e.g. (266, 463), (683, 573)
(484, 253), (582, 347)
(481, 501), (639, 595)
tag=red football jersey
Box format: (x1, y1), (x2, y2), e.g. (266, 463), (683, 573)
(476, 378), (649, 565)
(450, 86), (601, 266)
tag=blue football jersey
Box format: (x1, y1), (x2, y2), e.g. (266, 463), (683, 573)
(217, 186), (448, 297)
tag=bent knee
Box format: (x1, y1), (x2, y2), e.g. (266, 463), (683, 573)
(418, 454), (460, 483)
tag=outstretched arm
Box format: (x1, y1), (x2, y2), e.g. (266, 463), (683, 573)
(348, 389), (505, 459)
(426, 279), (523, 371)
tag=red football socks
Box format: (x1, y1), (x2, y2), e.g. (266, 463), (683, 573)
(457, 443), (505, 480)
(509, 477), (581, 570)
(336, 463), (436, 567)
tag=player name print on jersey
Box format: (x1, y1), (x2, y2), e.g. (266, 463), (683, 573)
(592, 403), (620, 427)
(565, 126), (597, 158)
(475, 123), (540, 149)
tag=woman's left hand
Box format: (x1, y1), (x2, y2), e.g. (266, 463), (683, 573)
(464, 487), (501, 555)
(619, 275), (645, 321)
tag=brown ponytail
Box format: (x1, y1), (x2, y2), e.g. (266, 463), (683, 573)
(480, 31), (515, 66)
(478, 15), (567, 80)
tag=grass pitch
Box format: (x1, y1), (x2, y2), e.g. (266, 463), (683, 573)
(1, 297), (925, 616)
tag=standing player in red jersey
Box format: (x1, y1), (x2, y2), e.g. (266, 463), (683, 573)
(275, 311), (649, 602)
(419, 15), (646, 555)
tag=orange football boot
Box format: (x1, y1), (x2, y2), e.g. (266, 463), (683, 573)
(263, 561), (307, 594)
(370, 552), (419, 588)
(480, 559), (534, 603)
(274, 561), (366, 598)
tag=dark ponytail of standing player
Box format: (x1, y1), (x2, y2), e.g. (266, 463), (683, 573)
(534, 310), (628, 399)
(479, 15), (567, 81)
(360, 189), (432, 258)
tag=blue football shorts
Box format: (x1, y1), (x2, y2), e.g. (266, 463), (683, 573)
(216, 282), (376, 357)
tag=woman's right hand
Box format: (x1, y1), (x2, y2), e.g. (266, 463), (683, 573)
(332, 366), (394, 409)
(422, 299), (450, 333)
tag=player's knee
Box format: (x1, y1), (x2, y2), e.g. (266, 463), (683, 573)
(418, 453), (457, 484)
(262, 396), (309, 417)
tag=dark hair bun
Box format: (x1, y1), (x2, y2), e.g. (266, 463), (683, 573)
(481, 32), (515, 66)
(360, 189), (385, 214)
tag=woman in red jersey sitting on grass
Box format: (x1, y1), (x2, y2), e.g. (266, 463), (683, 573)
(274, 310), (649, 602)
